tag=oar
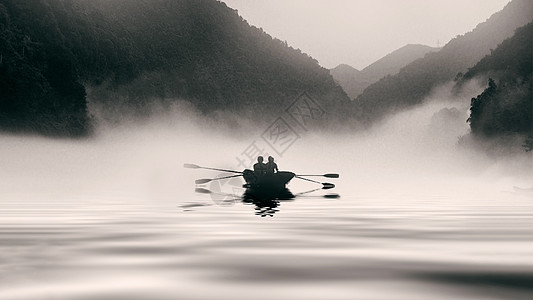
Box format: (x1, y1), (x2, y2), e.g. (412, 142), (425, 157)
(293, 188), (340, 198)
(194, 188), (242, 203)
(295, 176), (335, 189)
(195, 174), (242, 185)
(296, 173), (339, 178)
(184, 163), (243, 174)
(195, 188), (213, 194)
(293, 188), (321, 196)
(324, 194), (340, 199)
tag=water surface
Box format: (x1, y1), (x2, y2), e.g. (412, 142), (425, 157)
(1, 119), (532, 300)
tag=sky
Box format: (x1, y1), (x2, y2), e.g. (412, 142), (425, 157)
(222, 0), (511, 70)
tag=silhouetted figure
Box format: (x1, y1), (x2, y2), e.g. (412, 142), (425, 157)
(265, 156), (278, 175)
(253, 156), (266, 178)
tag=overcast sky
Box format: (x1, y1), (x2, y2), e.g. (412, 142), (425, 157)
(222, 0), (511, 69)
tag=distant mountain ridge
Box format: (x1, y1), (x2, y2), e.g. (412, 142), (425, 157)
(362, 44), (440, 83)
(0, 0), (349, 136)
(330, 44), (438, 99)
(353, 0), (533, 123)
(329, 64), (362, 100)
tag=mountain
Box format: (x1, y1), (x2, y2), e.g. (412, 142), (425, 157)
(461, 22), (532, 84)
(0, 0), (349, 136)
(464, 22), (532, 142)
(330, 44), (439, 99)
(354, 0), (533, 124)
(329, 64), (363, 100)
(0, 1), (90, 136)
(361, 44), (440, 85)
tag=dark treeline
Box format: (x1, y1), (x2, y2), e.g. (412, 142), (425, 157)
(352, 0), (533, 125)
(0, 0), (349, 136)
(0, 0), (90, 136)
(0, 0), (531, 149)
(464, 22), (532, 146)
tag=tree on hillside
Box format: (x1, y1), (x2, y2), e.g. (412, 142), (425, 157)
(464, 22), (532, 150)
(0, 0), (91, 136)
(468, 77), (532, 138)
(523, 136), (533, 152)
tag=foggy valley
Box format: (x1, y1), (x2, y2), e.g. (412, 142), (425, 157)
(1, 0), (532, 299)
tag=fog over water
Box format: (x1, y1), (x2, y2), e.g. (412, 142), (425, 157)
(1, 84), (532, 299)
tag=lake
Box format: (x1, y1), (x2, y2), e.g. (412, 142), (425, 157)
(1, 112), (532, 300)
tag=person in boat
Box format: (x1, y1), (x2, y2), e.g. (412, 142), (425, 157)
(253, 156), (267, 178)
(265, 156), (278, 175)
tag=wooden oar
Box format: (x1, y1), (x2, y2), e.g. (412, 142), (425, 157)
(295, 176), (335, 189)
(194, 188), (242, 202)
(195, 174), (243, 185)
(293, 188), (321, 196)
(293, 188), (340, 198)
(295, 176), (322, 184)
(296, 173), (339, 178)
(324, 194), (340, 198)
(184, 163), (243, 174)
(195, 188), (212, 194)
(322, 183), (335, 189)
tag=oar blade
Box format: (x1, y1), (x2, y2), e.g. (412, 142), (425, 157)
(323, 173), (339, 178)
(184, 163), (201, 169)
(195, 188), (212, 194)
(195, 178), (212, 185)
(322, 183), (335, 189)
(324, 193), (340, 199)
(296, 173), (340, 178)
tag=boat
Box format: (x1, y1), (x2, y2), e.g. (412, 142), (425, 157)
(185, 163), (338, 217)
(241, 169), (295, 200)
(184, 163), (336, 201)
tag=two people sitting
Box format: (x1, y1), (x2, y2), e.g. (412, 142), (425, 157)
(253, 156), (278, 177)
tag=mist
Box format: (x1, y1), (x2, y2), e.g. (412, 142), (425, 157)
(2, 82), (533, 300)
(2, 79), (531, 207)
(2, 0), (532, 298)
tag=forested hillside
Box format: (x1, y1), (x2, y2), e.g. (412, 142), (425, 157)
(464, 22), (532, 145)
(353, 0), (533, 124)
(0, 1), (91, 136)
(0, 0), (349, 136)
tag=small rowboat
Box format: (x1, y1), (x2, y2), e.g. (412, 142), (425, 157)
(242, 169), (295, 199)
(184, 163), (336, 200)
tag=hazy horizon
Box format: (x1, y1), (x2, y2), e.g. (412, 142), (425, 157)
(1, 1), (532, 299)
(2, 77), (532, 299)
(222, 0), (510, 69)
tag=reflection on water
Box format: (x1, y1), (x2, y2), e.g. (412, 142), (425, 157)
(241, 185), (293, 217)
(1, 188), (533, 300)
(1, 122), (533, 299)
(244, 197), (280, 217)
(197, 180), (339, 217)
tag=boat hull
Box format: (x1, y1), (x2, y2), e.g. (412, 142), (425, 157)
(242, 170), (295, 199)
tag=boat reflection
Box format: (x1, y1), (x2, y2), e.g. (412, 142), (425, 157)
(194, 187), (339, 217)
(242, 187), (294, 217)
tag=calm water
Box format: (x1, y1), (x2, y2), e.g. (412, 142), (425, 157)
(1, 188), (532, 300)
(1, 121), (533, 299)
